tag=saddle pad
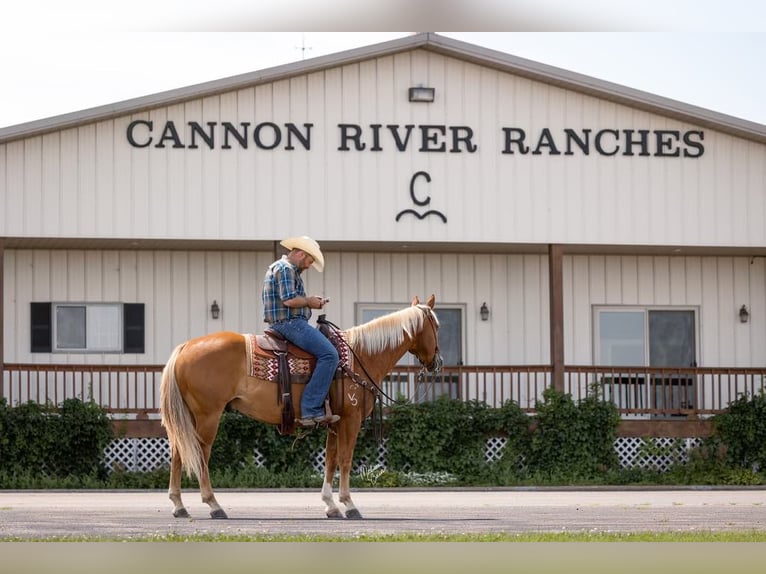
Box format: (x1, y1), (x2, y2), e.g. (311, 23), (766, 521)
(244, 331), (352, 382)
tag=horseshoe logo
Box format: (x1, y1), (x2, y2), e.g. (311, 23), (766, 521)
(395, 171), (447, 223)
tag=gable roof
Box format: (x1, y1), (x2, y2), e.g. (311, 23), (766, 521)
(2, 32), (765, 145)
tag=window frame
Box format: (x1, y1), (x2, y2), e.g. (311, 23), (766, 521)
(593, 305), (700, 367)
(52, 302), (124, 353)
(31, 301), (145, 354)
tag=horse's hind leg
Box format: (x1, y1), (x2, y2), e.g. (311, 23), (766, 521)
(197, 419), (228, 519)
(168, 447), (189, 518)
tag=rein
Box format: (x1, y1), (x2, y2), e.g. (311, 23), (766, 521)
(316, 315), (395, 403)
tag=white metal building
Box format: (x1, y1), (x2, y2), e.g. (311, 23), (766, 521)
(2, 33), (766, 418)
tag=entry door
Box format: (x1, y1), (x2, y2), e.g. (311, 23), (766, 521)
(648, 310), (696, 413)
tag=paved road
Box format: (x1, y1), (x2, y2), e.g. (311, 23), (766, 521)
(1, 487), (765, 540)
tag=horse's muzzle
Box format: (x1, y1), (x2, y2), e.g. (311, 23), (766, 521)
(426, 353), (443, 374)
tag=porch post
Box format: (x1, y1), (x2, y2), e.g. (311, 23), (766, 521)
(548, 243), (564, 392)
(0, 237), (4, 399)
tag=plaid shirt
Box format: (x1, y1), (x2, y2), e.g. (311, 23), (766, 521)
(262, 255), (311, 324)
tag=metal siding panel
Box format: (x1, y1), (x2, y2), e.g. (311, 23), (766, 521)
(604, 255), (623, 304)
(163, 104), (186, 237)
(439, 253), (459, 303)
(4, 142), (24, 235)
(95, 123), (115, 236)
(180, 100), (203, 236)
(67, 251), (86, 300)
(733, 257), (751, 366)
(222, 251), (241, 330)
(748, 257), (766, 366)
(23, 137), (42, 236)
(135, 251), (154, 363)
(523, 254), (545, 363)
(113, 117), (133, 237)
(77, 125), (97, 236)
(218, 93), (239, 239)
(621, 256), (639, 304)
(747, 145), (766, 244)
(716, 257), (736, 364)
(173, 251), (192, 341)
(372, 253), (392, 301)
(148, 108), (169, 238)
(643, 256), (663, 305)
(684, 257), (703, 305)
(370, 57), (396, 238)
(504, 254), (526, 363)
(187, 252), (207, 338)
(390, 253), (410, 303)
(669, 257), (687, 305)
(200, 97), (222, 238)
(85, 251), (103, 300)
(153, 251), (173, 360)
(469, 253), (487, 363)
(570, 255), (592, 364)
(6, 251), (22, 361)
(488, 254), (509, 363)
(305, 72), (328, 238)
(0, 145), (6, 233)
(234, 91), (258, 240)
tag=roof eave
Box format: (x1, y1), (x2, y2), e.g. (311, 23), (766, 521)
(1, 32), (765, 145)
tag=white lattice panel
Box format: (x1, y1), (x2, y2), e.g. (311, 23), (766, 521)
(614, 437), (702, 472)
(484, 436), (507, 463)
(104, 438), (170, 473)
(101, 436), (704, 474)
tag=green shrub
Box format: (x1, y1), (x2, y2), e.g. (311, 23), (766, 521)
(0, 398), (112, 480)
(525, 387), (620, 481)
(712, 391), (766, 471)
(384, 396), (500, 477)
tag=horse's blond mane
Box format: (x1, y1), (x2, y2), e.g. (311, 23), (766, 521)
(346, 304), (437, 355)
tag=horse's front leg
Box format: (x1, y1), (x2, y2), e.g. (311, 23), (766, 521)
(322, 428), (344, 518)
(338, 424), (363, 520)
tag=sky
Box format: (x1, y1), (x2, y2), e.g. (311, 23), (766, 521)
(1, 2), (765, 130)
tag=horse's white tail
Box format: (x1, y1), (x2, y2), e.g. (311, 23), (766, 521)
(160, 343), (204, 480)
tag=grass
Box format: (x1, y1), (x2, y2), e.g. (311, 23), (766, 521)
(4, 530), (766, 542)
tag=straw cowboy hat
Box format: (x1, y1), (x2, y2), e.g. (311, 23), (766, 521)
(280, 236), (325, 272)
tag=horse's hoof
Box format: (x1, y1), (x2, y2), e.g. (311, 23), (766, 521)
(173, 508), (190, 518)
(345, 509), (363, 520)
(326, 508), (344, 519)
(210, 508), (228, 519)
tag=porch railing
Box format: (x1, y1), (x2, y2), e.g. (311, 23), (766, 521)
(3, 363), (764, 420)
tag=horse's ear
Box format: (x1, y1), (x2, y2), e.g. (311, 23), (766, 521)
(426, 294), (436, 308)
(411, 296), (420, 306)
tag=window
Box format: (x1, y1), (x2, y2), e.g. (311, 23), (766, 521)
(594, 306), (698, 416)
(594, 307), (698, 368)
(355, 302), (464, 402)
(30, 302), (145, 354)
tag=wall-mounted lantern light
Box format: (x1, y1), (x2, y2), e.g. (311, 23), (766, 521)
(408, 86), (435, 103)
(739, 304), (749, 323)
(211, 300), (221, 320)
(480, 302), (490, 322)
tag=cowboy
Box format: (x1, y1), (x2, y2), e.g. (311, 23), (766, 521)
(262, 236), (340, 427)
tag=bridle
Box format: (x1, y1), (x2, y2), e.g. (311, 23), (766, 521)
(412, 305), (443, 381)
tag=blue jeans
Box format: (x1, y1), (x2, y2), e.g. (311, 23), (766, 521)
(270, 318), (339, 418)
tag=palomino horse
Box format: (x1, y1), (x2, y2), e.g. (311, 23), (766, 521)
(160, 294), (442, 519)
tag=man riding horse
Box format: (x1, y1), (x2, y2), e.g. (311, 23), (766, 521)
(262, 236), (340, 427)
